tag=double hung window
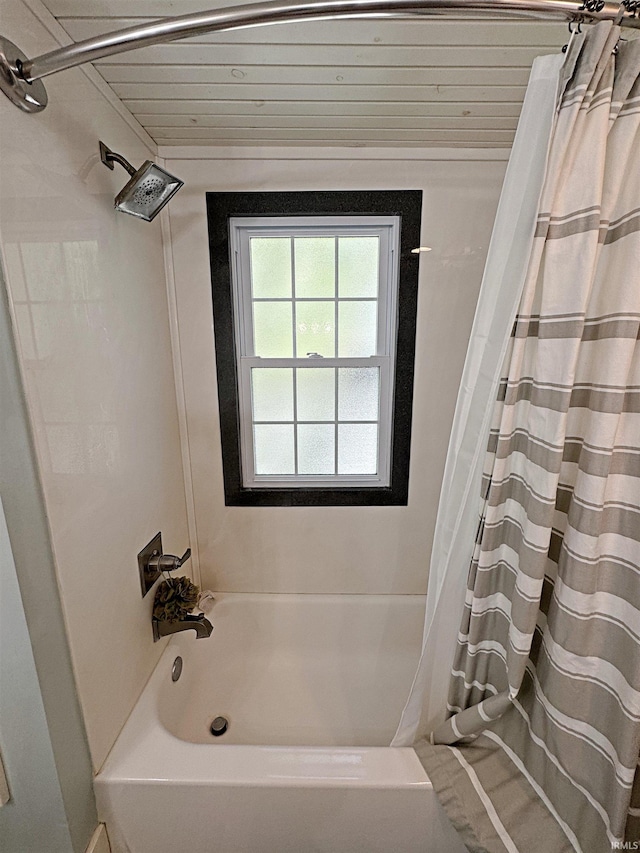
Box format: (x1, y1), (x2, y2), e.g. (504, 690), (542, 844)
(231, 217), (398, 488)
(207, 191), (421, 506)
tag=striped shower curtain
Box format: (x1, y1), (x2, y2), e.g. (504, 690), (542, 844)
(417, 22), (640, 853)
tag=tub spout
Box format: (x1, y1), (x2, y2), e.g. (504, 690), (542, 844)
(152, 614), (213, 642)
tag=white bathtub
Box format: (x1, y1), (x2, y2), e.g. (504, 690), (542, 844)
(95, 593), (465, 853)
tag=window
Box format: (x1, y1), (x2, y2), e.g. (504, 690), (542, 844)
(207, 191), (422, 506)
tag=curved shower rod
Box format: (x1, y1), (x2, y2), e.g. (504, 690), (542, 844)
(1, 0), (638, 113)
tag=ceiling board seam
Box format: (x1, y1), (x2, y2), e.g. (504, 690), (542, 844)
(117, 95), (526, 102)
(147, 120), (517, 123)
(144, 125), (514, 129)
(95, 38), (560, 47)
(147, 126), (516, 131)
(54, 15), (563, 25)
(137, 117), (520, 120)
(123, 99), (527, 105)
(114, 84), (527, 89)
(99, 63), (545, 69)
(156, 145), (511, 159)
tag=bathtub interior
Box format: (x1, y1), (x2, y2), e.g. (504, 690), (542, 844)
(157, 593), (426, 747)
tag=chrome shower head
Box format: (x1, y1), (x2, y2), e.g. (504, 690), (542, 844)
(99, 141), (183, 222)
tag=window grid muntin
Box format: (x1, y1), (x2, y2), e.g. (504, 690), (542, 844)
(231, 216), (398, 489)
(235, 218), (395, 359)
(240, 357), (393, 488)
(250, 365), (381, 477)
(246, 234), (376, 359)
(334, 237), (339, 362)
(334, 360), (339, 473)
(290, 238), (299, 470)
(290, 236), (297, 358)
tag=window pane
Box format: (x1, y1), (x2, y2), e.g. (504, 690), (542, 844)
(338, 368), (379, 421)
(338, 237), (379, 297)
(297, 368), (335, 421)
(297, 424), (335, 474)
(296, 301), (335, 358)
(254, 424), (295, 475)
(294, 237), (335, 298)
(252, 368), (293, 421)
(250, 237), (292, 298)
(338, 301), (377, 357)
(338, 424), (378, 474)
(254, 302), (293, 357)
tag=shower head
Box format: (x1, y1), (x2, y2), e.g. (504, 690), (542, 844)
(99, 141), (183, 222)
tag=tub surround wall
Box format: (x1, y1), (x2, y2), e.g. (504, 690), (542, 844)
(164, 149), (506, 594)
(0, 0), (190, 771)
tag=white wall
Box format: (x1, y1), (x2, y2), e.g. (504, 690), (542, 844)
(0, 496), (75, 851)
(0, 0), (189, 771)
(164, 148), (507, 594)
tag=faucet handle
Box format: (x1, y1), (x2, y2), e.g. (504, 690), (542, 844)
(149, 546), (191, 574)
(176, 548), (191, 568)
(138, 533), (194, 598)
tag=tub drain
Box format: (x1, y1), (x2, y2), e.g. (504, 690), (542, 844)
(210, 716), (229, 737)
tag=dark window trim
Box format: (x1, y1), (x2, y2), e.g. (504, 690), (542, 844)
(206, 190), (422, 507)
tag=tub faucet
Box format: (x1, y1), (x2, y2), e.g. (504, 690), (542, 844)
(152, 613), (213, 642)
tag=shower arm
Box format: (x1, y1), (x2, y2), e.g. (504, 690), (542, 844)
(1, 0), (639, 113)
(99, 142), (137, 176)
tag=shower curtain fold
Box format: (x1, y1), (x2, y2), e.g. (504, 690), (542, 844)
(411, 20), (640, 853)
(392, 49), (567, 747)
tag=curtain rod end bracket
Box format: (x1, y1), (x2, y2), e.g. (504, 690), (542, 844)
(0, 36), (47, 113)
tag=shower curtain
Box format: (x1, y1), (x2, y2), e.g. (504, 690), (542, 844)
(410, 21), (640, 853)
(393, 48), (568, 748)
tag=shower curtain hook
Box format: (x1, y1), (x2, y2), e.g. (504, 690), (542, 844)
(613, 4), (629, 53)
(562, 17), (582, 53)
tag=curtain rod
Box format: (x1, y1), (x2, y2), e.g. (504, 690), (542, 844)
(1, 0), (638, 113)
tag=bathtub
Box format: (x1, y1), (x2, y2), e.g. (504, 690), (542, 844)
(95, 593), (465, 853)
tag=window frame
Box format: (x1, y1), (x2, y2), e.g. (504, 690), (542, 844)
(207, 190), (422, 507)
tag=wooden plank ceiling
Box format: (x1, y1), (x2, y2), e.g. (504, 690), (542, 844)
(41, 0), (568, 147)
